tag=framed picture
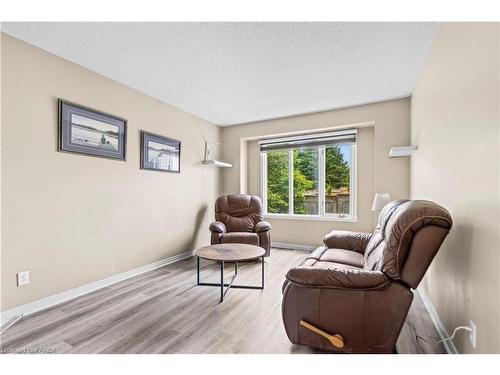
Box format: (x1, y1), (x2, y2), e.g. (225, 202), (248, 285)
(58, 99), (127, 160)
(140, 131), (181, 173)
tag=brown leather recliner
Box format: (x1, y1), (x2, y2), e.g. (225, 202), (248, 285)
(281, 200), (452, 353)
(209, 194), (272, 256)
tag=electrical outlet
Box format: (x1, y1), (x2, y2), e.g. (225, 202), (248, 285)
(17, 271), (30, 286)
(469, 320), (477, 348)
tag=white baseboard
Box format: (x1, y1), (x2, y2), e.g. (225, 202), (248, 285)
(417, 286), (458, 354)
(272, 242), (316, 252)
(0, 250), (194, 326)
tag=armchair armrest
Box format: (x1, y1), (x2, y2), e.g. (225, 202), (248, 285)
(209, 221), (226, 234)
(322, 230), (372, 254)
(286, 267), (389, 290)
(254, 221), (271, 233)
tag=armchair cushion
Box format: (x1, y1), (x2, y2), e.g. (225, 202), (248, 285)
(215, 194), (263, 232)
(286, 266), (390, 290)
(209, 221), (226, 234)
(322, 230), (372, 254)
(254, 221), (271, 233)
(221, 232), (259, 246)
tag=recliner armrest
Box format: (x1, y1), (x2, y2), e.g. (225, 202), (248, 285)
(322, 230), (372, 254)
(286, 267), (389, 290)
(254, 221), (271, 233)
(209, 221), (227, 234)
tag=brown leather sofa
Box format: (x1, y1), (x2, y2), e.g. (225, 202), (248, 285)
(281, 199), (452, 353)
(209, 194), (272, 256)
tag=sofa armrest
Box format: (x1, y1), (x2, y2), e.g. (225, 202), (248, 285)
(209, 221), (226, 234)
(254, 221), (271, 233)
(322, 230), (372, 254)
(286, 267), (389, 290)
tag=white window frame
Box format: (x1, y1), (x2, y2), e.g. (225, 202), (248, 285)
(260, 143), (357, 222)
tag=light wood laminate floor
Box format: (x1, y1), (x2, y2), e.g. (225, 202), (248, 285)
(0, 249), (445, 354)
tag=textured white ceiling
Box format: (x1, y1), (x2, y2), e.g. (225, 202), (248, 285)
(2, 22), (439, 126)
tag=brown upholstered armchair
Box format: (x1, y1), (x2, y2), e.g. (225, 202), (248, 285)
(209, 194), (272, 257)
(282, 200), (452, 353)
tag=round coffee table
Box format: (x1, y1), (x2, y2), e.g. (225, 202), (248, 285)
(195, 244), (265, 303)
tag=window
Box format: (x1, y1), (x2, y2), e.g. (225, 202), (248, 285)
(265, 149), (289, 214)
(260, 130), (356, 220)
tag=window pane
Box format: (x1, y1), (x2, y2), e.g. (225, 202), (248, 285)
(266, 150), (289, 214)
(293, 148), (319, 215)
(325, 144), (351, 215)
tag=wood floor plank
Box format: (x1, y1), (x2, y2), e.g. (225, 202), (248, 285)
(0, 249), (443, 354)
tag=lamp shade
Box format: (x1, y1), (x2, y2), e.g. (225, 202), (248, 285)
(371, 193), (391, 211)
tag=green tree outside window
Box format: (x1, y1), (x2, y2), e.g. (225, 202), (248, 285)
(266, 145), (351, 215)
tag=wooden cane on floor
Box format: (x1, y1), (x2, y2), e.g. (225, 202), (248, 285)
(300, 320), (345, 349)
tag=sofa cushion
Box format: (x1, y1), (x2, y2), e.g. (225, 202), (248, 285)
(322, 230), (372, 254)
(221, 232), (260, 246)
(382, 200), (452, 278)
(299, 258), (359, 271)
(363, 200), (453, 279)
(286, 265), (389, 289)
(307, 246), (364, 268)
(288, 249), (388, 290)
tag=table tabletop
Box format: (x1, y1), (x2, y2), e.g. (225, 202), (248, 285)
(195, 243), (265, 262)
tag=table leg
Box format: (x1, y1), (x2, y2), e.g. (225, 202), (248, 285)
(220, 261), (224, 303)
(196, 255), (264, 303)
(261, 256), (265, 289)
(196, 256), (200, 285)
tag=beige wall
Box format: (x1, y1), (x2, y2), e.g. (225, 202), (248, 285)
(222, 98), (411, 246)
(411, 23), (500, 353)
(1, 34), (221, 311)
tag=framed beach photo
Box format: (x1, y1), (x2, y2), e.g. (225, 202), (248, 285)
(58, 99), (127, 160)
(140, 131), (181, 173)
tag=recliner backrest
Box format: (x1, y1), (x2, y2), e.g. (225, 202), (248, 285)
(215, 194), (263, 233)
(363, 200), (452, 288)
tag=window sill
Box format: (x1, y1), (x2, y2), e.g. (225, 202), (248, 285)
(264, 214), (358, 223)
